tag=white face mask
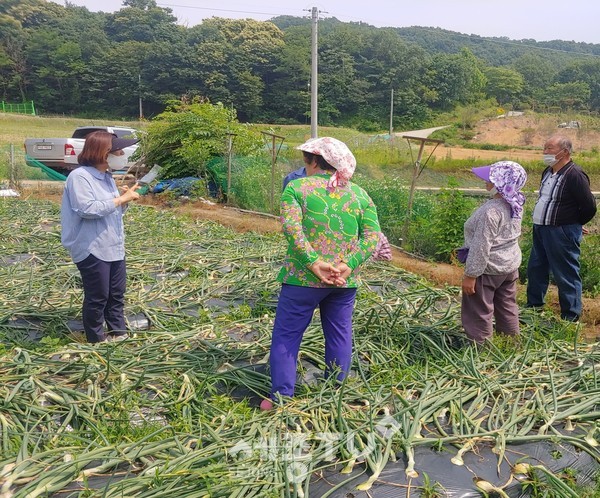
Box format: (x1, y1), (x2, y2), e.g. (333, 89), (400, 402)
(107, 153), (128, 171)
(543, 154), (558, 167)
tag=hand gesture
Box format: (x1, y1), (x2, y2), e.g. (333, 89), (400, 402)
(119, 183), (135, 195)
(118, 183), (141, 205)
(308, 260), (341, 285)
(331, 262), (352, 286)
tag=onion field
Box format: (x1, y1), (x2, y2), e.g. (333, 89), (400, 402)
(0, 199), (599, 497)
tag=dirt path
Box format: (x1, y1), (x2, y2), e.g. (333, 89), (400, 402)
(428, 145), (541, 162)
(427, 113), (600, 163)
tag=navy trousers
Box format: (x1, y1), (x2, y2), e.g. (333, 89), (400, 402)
(526, 224), (582, 321)
(269, 284), (357, 399)
(76, 254), (127, 343)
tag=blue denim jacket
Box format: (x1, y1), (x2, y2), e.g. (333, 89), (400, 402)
(61, 166), (125, 263)
(282, 167), (306, 189)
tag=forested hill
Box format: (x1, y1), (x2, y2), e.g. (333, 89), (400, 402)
(2, 0), (600, 128)
(395, 27), (600, 64)
(271, 17), (600, 65)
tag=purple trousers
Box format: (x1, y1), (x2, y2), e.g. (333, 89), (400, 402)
(461, 270), (520, 343)
(76, 254), (127, 343)
(269, 284), (357, 399)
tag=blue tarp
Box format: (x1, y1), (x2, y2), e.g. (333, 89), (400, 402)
(152, 177), (203, 196)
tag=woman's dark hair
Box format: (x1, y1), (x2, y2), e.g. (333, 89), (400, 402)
(302, 151), (336, 172)
(77, 131), (113, 167)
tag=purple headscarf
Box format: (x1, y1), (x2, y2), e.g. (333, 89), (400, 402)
(472, 161), (527, 218)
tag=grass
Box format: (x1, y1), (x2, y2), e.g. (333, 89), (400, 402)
(0, 113), (147, 183)
(0, 113), (145, 145)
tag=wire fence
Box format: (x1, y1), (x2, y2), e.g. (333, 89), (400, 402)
(0, 100), (36, 115)
(0, 145), (60, 187)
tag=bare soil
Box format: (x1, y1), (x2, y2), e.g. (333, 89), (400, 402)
(429, 144), (541, 162)
(472, 114), (599, 151)
(428, 114), (600, 162)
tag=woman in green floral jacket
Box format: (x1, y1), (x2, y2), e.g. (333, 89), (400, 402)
(261, 137), (381, 410)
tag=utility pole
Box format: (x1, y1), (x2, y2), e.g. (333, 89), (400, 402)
(389, 88), (394, 138)
(310, 6), (318, 138)
(138, 73), (143, 120)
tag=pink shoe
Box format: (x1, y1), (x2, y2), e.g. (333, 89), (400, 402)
(259, 399), (273, 411)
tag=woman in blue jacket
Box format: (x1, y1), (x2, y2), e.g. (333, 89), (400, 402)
(61, 131), (141, 343)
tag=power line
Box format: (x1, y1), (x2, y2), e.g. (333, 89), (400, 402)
(156, 3), (293, 17)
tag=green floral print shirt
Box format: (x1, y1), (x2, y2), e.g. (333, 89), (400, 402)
(277, 174), (381, 288)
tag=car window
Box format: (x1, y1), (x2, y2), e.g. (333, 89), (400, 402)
(114, 129), (138, 139)
(72, 128), (103, 139)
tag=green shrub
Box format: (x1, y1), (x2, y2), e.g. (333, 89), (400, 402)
(427, 184), (478, 262)
(212, 156), (284, 213)
(579, 235), (600, 295)
(356, 176), (413, 245)
(461, 142), (512, 151)
(142, 98), (263, 180)
(357, 177), (476, 261)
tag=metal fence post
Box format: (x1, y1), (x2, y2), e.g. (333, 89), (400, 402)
(9, 144), (16, 189)
(225, 133), (236, 203)
(260, 131), (285, 213)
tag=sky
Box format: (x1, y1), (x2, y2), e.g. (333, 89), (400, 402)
(52, 0), (600, 44)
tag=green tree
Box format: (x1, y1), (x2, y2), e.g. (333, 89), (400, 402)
(0, 0), (70, 103)
(2, 0), (111, 112)
(330, 27), (431, 128)
(484, 66), (524, 105)
(318, 47), (362, 124)
(187, 18), (284, 121)
(543, 81), (591, 110)
(428, 48), (487, 110)
(0, 15), (26, 100)
(84, 41), (148, 116)
(137, 41), (196, 116)
(25, 29), (86, 113)
(105, 0), (183, 44)
(513, 53), (557, 109)
(556, 59), (600, 111)
(263, 25), (311, 123)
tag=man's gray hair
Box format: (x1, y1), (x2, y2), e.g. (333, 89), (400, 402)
(555, 136), (573, 153)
